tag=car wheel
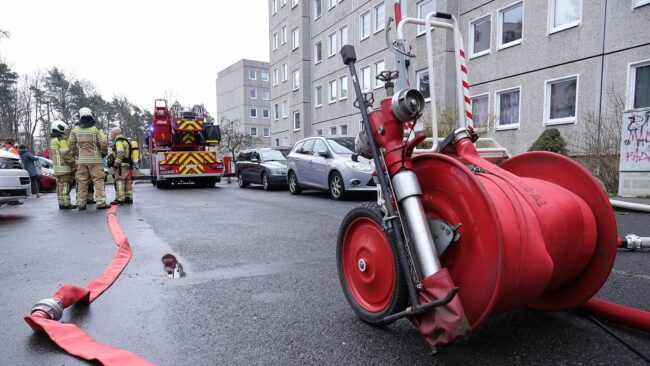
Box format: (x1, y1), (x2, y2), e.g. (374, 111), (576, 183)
(329, 172), (346, 200)
(262, 173), (271, 191)
(238, 173), (248, 188)
(288, 171), (301, 195)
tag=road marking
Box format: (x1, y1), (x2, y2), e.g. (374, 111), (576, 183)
(612, 268), (650, 281)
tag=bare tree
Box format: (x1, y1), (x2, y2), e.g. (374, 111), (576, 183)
(570, 87), (624, 193)
(219, 117), (261, 163)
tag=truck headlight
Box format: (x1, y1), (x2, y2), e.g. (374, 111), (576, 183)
(0, 157), (10, 169)
(344, 160), (372, 172)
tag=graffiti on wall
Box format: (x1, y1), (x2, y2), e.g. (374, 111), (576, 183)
(620, 109), (650, 172)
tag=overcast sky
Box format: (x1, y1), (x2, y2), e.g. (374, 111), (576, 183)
(0, 0), (269, 118)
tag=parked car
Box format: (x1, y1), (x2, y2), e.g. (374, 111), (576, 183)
(0, 148), (31, 205)
(235, 148), (288, 190)
(36, 157), (57, 192)
(272, 146), (292, 158)
(286, 137), (375, 200)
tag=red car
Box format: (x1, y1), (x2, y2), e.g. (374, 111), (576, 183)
(36, 157), (57, 192)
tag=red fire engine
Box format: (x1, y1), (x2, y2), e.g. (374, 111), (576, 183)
(148, 99), (223, 188)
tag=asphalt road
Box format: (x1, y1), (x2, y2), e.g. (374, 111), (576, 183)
(1, 182), (649, 365)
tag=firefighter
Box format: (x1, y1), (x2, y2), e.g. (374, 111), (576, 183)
(109, 127), (133, 205)
(68, 107), (109, 210)
(50, 121), (76, 209)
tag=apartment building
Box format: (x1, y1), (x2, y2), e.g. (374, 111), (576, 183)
(268, 0), (650, 155)
(216, 59), (272, 145)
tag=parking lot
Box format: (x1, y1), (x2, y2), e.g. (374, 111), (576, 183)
(1, 183), (649, 365)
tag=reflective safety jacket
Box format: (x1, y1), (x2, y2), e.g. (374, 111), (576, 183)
(50, 136), (74, 175)
(68, 126), (107, 164)
(112, 134), (132, 167)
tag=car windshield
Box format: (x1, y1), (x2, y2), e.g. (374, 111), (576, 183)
(327, 137), (355, 154)
(260, 150), (286, 162)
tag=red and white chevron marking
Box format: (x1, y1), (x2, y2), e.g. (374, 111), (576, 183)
(459, 49), (473, 127)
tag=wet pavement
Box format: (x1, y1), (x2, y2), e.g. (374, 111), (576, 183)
(1, 183), (649, 365)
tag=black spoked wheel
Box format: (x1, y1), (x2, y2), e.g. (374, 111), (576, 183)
(238, 173), (248, 188)
(337, 203), (409, 326)
(288, 171), (301, 195)
(329, 172), (346, 200)
(262, 173), (271, 191)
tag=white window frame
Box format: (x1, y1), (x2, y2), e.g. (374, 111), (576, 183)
(328, 79), (338, 103)
(494, 86), (522, 131)
(497, 1), (524, 50)
(415, 68), (430, 102)
(328, 32), (337, 57)
(339, 124), (348, 136)
(315, 42), (322, 64)
(249, 89), (257, 99)
(634, 0), (650, 8)
(273, 68), (279, 86)
(548, 0), (581, 34)
(282, 63), (288, 82)
(281, 0), (287, 7)
(263, 127), (271, 137)
(261, 71), (270, 81)
(315, 85), (323, 108)
(250, 108), (258, 118)
(373, 59), (385, 89)
(249, 69), (256, 80)
(282, 100), (288, 119)
(272, 0), (278, 14)
(417, 0), (435, 35)
(292, 0), (299, 8)
(399, 0), (408, 17)
(543, 74), (579, 126)
(626, 59), (650, 110)
(328, 0), (336, 10)
(329, 126), (337, 136)
(360, 65), (371, 92)
(282, 136), (288, 146)
(374, 2), (385, 33)
(469, 13), (492, 59)
(360, 11), (371, 40)
(293, 111), (301, 131)
(339, 75), (348, 100)
(281, 25), (287, 45)
(293, 70), (300, 91)
(339, 25), (348, 48)
(273, 103), (280, 120)
(262, 89), (270, 100)
(250, 127), (258, 136)
(470, 93), (490, 129)
(262, 108), (271, 119)
(314, 0), (322, 18)
(292, 28), (300, 50)
(272, 33), (278, 51)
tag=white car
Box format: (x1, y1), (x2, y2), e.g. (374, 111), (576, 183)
(0, 149), (31, 205)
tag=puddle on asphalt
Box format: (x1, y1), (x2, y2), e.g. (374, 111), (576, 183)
(161, 253), (185, 278)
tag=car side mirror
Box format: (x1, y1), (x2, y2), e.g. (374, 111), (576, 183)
(251, 158), (259, 163)
(318, 150), (329, 158)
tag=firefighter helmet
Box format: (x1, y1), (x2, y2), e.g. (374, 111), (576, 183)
(79, 107), (94, 119)
(51, 120), (69, 133)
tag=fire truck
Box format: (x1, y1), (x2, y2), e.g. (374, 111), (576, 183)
(148, 99), (223, 188)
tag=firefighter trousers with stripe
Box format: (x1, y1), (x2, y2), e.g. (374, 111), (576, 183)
(76, 164), (106, 206)
(114, 166), (132, 201)
(55, 174), (73, 207)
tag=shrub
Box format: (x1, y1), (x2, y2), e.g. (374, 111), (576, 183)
(528, 128), (568, 155)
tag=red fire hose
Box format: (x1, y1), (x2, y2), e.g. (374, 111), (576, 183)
(23, 206), (155, 366)
(580, 297), (650, 333)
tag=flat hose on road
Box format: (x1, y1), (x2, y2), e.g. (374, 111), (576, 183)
(23, 206), (155, 366)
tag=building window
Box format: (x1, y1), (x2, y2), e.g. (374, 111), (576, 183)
(262, 108), (271, 119)
(250, 127), (258, 136)
(339, 26), (348, 48)
(315, 86), (323, 107)
(272, 0), (277, 14)
(328, 32), (338, 57)
(273, 68), (279, 86)
(315, 42), (322, 63)
(544, 75), (578, 125)
(292, 0), (299, 8)
(275, 138), (280, 147)
(417, 0), (435, 34)
(248, 69), (256, 80)
(263, 127), (270, 137)
(340, 124), (348, 136)
(273, 103), (280, 120)
(249, 89), (257, 99)
(282, 100), (288, 118)
(498, 2), (523, 49)
(330, 126), (337, 136)
(399, 0), (408, 16)
(292, 28), (300, 50)
(360, 66), (371, 92)
(374, 2), (385, 33)
(634, 0), (650, 7)
(549, 0), (581, 33)
(316, 128), (323, 136)
(470, 14), (491, 58)
(328, 0), (336, 9)
(282, 136), (288, 146)
(314, 0), (322, 18)
(281, 0), (287, 7)
(339, 75), (348, 100)
(261, 70), (270, 81)
(282, 63), (288, 82)
(495, 87), (521, 129)
(471, 94), (489, 130)
(416, 69), (430, 101)
(628, 60), (650, 109)
(250, 108), (258, 118)
(281, 25), (287, 45)
(262, 89), (270, 100)
(329, 79), (338, 103)
(272, 33), (278, 51)
(293, 111), (301, 131)
(293, 70), (300, 90)
(360, 11), (371, 40)
(373, 60), (385, 89)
